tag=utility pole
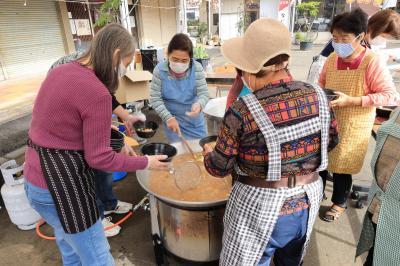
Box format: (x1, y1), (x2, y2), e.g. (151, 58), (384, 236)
(182, 0), (188, 34)
(218, 0), (221, 36)
(119, 0), (132, 31)
(86, 0), (95, 36)
(207, 0), (211, 38)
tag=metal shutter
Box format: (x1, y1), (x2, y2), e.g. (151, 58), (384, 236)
(0, 1), (66, 80)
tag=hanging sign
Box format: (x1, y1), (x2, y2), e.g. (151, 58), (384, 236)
(74, 19), (92, 36)
(278, 0), (290, 28)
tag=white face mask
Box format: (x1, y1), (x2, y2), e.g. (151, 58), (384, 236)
(169, 61), (189, 74)
(241, 74), (253, 91)
(118, 61), (127, 78)
(369, 36), (387, 51)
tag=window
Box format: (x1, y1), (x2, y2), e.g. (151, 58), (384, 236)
(213, 13), (219, 25)
(248, 11), (258, 24)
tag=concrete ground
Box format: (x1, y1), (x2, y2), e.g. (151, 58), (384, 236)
(1, 42), (399, 265)
(0, 112), (374, 266)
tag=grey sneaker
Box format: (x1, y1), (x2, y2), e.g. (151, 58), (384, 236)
(104, 201), (133, 215)
(134, 135), (147, 145)
(102, 217), (121, 237)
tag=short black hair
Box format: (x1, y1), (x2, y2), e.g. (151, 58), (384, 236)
(330, 9), (368, 36)
(167, 33), (193, 58)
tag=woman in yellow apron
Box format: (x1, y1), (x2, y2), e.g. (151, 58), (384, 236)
(318, 9), (398, 222)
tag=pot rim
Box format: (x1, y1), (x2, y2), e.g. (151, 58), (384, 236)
(137, 170), (229, 208)
(137, 139), (230, 208)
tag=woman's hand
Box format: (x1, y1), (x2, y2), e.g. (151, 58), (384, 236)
(126, 114), (146, 129)
(331, 92), (362, 108)
(147, 155), (170, 170)
(186, 102), (201, 117)
(202, 143), (213, 156)
(121, 144), (136, 156)
(166, 117), (181, 135)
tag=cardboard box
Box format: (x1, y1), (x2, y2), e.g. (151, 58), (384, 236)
(115, 70), (153, 104)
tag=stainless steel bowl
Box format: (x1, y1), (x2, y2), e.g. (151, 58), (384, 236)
(203, 97), (226, 136)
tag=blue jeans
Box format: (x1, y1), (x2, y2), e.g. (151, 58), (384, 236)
(93, 170), (118, 218)
(258, 208), (309, 266)
(25, 181), (114, 266)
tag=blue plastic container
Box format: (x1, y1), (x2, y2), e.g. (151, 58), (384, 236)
(112, 171), (127, 182)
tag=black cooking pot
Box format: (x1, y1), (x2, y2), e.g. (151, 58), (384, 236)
(199, 135), (217, 148)
(141, 143), (177, 162)
(134, 121), (159, 138)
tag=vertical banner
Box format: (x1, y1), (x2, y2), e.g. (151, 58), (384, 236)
(278, 0), (290, 28)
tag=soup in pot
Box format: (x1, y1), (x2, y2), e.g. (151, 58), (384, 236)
(149, 152), (232, 202)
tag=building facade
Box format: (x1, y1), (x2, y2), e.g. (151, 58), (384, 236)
(0, 0), (73, 80)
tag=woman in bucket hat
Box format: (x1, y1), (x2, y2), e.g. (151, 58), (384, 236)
(203, 18), (339, 266)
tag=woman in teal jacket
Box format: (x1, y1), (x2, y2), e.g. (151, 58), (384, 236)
(150, 34), (209, 143)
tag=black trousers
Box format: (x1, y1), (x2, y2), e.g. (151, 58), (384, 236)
(320, 170), (352, 206)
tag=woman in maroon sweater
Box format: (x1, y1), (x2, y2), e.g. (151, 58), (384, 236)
(24, 24), (168, 265)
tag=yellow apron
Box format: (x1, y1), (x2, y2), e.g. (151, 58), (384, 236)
(325, 52), (376, 174)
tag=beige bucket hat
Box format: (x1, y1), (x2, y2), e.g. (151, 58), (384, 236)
(221, 18), (291, 73)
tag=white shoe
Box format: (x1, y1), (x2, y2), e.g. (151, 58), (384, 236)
(102, 217), (121, 238)
(104, 201), (133, 215)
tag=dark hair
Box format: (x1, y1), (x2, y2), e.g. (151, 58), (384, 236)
(368, 9), (400, 40)
(331, 9), (368, 36)
(255, 54), (290, 77)
(167, 33), (193, 58)
(236, 54), (290, 78)
(80, 23), (135, 94)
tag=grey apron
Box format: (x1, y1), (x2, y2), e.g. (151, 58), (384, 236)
(220, 85), (330, 266)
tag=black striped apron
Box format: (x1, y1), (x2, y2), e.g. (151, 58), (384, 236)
(28, 139), (99, 234)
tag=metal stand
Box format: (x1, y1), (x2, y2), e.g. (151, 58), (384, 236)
(351, 185), (370, 209)
(152, 234), (168, 266)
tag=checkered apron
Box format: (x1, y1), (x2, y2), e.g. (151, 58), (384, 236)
(220, 86), (329, 266)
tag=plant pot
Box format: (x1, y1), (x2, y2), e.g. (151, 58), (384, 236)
(294, 39), (300, 45)
(195, 58), (210, 70)
(300, 41), (313, 51)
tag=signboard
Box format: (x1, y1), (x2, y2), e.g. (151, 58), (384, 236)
(278, 0), (290, 28)
(74, 19), (92, 36)
(69, 19), (77, 35)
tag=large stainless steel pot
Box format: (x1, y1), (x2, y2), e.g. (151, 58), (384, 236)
(137, 140), (227, 262)
(203, 97), (226, 135)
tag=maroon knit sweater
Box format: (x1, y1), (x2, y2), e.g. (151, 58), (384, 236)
(24, 62), (148, 189)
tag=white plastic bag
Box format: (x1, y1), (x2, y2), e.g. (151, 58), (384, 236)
(307, 55), (327, 85)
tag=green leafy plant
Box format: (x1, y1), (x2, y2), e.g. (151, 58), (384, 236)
(296, 1), (321, 42)
(194, 44), (209, 59)
(187, 19), (199, 27)
(95, 0), (122, 27)
(236, 3), (250, 35)
(198, 22), (208, 43)
(295, 32), (305, 41)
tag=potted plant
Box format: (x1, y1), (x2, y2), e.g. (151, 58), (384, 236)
(194, 44), (210, 70)
(296, 1), (321, 51)
(294, 32), (305, 45)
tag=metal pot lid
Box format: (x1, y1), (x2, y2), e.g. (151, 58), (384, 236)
(136, 139), (229, 208)
(203, 97), (227, 119)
